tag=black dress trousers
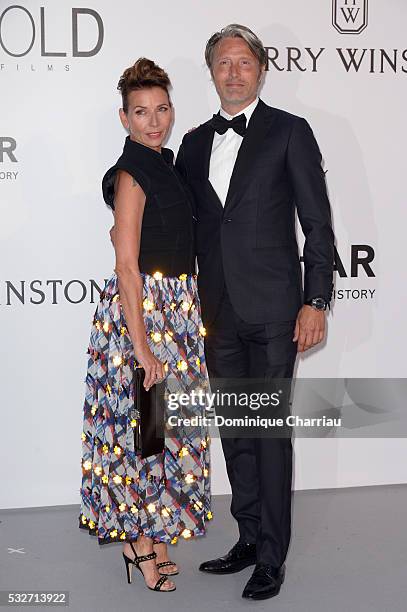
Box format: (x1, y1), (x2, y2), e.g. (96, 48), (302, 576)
(204, 286), (298, 567)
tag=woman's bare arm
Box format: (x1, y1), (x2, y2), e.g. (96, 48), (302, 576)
(113, 169), (165, 389)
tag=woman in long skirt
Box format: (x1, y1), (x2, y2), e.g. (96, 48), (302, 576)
(78, 58), (211, 593)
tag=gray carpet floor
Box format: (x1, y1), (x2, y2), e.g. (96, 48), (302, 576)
(1, 485), (406, 611)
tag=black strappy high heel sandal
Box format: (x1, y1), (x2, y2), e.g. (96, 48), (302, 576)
(153, 542), (179, 576)
(156, 560), (179, 576)
(122, 542), (176, 592)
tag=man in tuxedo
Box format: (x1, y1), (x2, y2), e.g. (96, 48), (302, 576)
(175, 24), (335, 600)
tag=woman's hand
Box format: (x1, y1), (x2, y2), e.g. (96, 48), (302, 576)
(134, 341), (166, 390)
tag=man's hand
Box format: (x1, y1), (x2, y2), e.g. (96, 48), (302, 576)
(109, 224), (116, 247)
(293, 305), (326, 352)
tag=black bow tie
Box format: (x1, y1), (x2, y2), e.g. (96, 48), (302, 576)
(210, 113), (247, 137)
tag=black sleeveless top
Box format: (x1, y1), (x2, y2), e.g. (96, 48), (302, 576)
(102, 136), (196, 277)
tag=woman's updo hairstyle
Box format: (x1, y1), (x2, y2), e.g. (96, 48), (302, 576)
(117, 58), (172, 113)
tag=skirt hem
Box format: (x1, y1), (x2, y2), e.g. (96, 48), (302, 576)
(78, 514), (211, 545)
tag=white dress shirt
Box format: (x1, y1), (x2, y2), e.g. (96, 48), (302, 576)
(209, 96), (259, 207)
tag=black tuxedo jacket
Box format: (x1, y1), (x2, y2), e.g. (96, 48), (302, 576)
(175, 99), (335, 326)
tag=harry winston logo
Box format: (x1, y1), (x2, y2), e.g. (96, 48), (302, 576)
(332, 0), (368, 34)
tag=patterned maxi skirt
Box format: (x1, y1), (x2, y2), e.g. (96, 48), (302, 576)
(78, 271), (212, 545)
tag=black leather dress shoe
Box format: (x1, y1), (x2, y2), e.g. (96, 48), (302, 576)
(242, 563), (285, 600)
(199, 540), (257, 574)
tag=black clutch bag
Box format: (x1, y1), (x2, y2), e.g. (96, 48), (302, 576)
(133, 366), (165, 459)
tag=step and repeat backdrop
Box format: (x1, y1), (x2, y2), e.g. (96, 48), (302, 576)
(1, 1), (406, 508)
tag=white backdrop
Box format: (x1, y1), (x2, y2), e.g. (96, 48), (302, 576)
(1, 0), (406, 509)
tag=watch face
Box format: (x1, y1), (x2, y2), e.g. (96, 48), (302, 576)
(312, 298), (326, 310)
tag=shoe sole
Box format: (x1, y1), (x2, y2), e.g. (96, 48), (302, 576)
(242, 586), (281, 600)
(199, 558), (257, 574)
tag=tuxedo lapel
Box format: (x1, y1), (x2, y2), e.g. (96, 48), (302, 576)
(190, 123), (223, 212)
(192, 124), (214, 179)
(224, 99), (276, 211)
